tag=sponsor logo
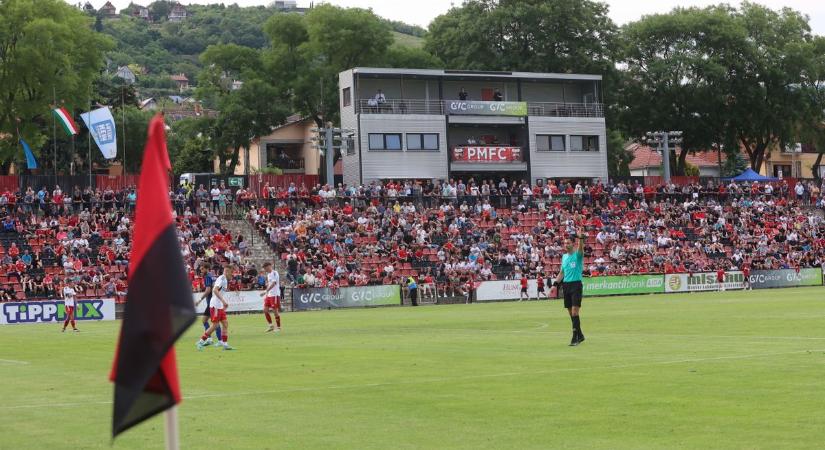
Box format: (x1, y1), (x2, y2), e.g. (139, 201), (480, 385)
(1, 300), (106, 324)
(667, 275), (682, 291)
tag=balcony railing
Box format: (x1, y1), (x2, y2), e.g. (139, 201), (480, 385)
(356, 99), (605, 118)
(527, 102), (604, 118)
(357, 99), (444, 115)
(270, 158), (305, 172)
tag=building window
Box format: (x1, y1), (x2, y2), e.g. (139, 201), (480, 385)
(368, 133), (403, 150)
(342, 87), (351, 107)
(407, 133), (439, 150)
(570, 135), (599, 151)
(536, 134), (565, 151)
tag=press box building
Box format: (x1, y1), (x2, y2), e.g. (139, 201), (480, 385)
(338, 68), (607, 185)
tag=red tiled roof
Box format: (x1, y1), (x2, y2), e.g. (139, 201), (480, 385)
(627, 143), (727, 170)
(170, 74), (189, 82)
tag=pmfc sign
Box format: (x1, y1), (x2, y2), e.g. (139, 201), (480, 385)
(452, 146), (522, 163)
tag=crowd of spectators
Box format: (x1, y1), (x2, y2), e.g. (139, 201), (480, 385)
(0, 183), (259, 302)
(249, 177), (825, 298)
(1, 176), (824, 303)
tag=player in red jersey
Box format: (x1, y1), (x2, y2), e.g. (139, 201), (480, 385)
(716, 266), (726, 292)
(196, 265), (234, 350)
(260, 262), (281, 332)
(742, 265), (752, 290)
(535, 273), (549, 300)
(518, 274), (529, 301)
(61, 279), (79, 332)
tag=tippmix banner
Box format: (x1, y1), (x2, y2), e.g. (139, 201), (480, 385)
(0, 299), (116, 325)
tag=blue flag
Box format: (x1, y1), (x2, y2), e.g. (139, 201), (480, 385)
(19, 139), (37, 169)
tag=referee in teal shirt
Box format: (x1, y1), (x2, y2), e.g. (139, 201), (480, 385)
(554, 227), (586, 346)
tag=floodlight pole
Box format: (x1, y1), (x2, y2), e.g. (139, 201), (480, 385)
(325, 125), (334, 187)
(663, 132), (671, 183)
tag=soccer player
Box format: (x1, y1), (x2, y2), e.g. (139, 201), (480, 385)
(260, 262), (281, 332)
(535, 273), (548, 300)
(555, 228), (586, 346)
(62, 279), (79, 332)
(518, 273), (529, 301)
(197, 265), (234, 351)
(742, 264), (752, 290)
(717, 265), (726, 292)
(194, 265), (221, 345)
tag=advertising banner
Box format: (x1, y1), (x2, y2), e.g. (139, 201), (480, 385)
(750, 268), (822, 289)
(0, 299), (116, 325)
(452, 146), (522, 163)
(445, 101), (528, 116)
(664, 272), (746, 293)
(475, 279), (537, 302)
(193, 290), (266, 313)
(292, 285), (401, 310)
(583, 275), (664, 296)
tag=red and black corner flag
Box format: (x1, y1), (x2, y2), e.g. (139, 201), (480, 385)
(110, 114), (196, 438)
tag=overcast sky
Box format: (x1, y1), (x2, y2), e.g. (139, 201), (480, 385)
(99, 0), (825, 35)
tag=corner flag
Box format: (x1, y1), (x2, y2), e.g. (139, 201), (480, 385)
(109, 114), (195, 439)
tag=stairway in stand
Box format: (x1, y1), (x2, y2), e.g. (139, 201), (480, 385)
(220, 218), (294, 311)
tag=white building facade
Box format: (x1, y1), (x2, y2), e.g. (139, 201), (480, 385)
(339, 68), (608, 186)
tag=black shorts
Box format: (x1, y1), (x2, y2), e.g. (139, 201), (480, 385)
(562, 281), (583, 309)
(521, 287), (528, 293)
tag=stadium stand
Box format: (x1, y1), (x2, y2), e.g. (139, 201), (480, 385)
(0, 177), (822, 304)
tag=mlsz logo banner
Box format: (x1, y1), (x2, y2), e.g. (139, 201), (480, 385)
(1, 300), (109, 325)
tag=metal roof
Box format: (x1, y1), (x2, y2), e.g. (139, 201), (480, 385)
(349, 67), (601, 81)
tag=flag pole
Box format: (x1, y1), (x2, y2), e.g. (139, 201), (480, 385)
(52, 86), (57, 178)
(164, 406), (180, 450)
(88, 92), (92, 187)
(122, 86), (127, 175)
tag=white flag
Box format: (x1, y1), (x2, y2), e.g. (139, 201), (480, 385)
(80, 107), (118, 160)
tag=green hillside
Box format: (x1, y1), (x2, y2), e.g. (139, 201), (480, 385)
(392, 31), (425, 48)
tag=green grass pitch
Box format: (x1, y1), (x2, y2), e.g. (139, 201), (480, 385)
(2, 288), (824, 449)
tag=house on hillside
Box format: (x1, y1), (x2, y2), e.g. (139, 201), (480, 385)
(130, 3), (150, 20)
(217, 116), (323, 176)
(82, 2), (96, 14)
(168, 3), (188, 22)
(115, 66), (136, 84)
(231, 80), (244, 91)
(99, 1), (118, 18)
(170, 73), (189, 92)
(270, 0), (311, 13)
(627, 143), (727, 178)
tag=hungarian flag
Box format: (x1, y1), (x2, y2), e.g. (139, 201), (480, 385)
(110, 114), (195, 438)
(52, 107), (79, 136)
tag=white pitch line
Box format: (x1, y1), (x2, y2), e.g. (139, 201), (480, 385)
(1, 348), (821, 411)
(399, 327), (825, 341)
(0, 359), (29, 365)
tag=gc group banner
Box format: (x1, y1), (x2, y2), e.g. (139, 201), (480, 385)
(292, 285), (401, 311)
(0, 299), (116, 325)
(583, 275), (664, 296)
(750, 268), (822, 289)
(664, 272), (746, 293)
(445, 100), (528, 116)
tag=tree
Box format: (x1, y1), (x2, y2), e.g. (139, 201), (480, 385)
(0, 0), (112, 173)
(724, 3), (822, 173)
(426, 0), (617, 75)
(721, 152), (749, 177)
(211, 80), (289, 174)
(618, 4), (823, 174)
(617, 6), (742, 175)
(606, 130), (633, 178)
(263, 4), (393, 123)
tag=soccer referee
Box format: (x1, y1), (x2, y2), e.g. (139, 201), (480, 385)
(555, 227), (586, 346)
